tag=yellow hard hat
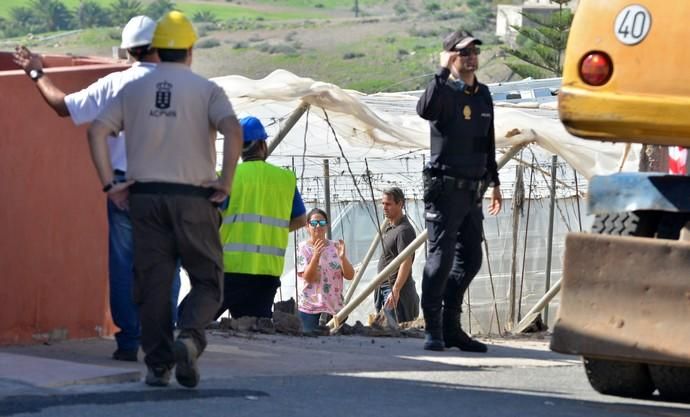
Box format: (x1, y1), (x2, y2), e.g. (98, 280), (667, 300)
(151, 11), (197, 49)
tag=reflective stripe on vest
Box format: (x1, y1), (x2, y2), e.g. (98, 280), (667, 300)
(220, 161), (296, 276)
(223, 243), (286, 257)
(223, 213), (290, 228)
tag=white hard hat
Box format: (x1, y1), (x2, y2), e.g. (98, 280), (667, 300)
(120, 15), (156, 49)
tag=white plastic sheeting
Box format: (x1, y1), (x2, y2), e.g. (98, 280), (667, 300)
(197, 70), (637, 332)
(212, 69), (641, 184)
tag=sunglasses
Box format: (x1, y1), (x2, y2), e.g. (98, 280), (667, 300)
(456, 47), (481, 57)
(309, 219), (328, 227)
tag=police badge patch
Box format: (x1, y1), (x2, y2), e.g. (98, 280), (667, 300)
(463, 105), (472, 120)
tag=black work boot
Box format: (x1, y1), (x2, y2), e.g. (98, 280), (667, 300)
(423, 309), (444, 351)
(443, 309), (488, 353)
(174, 337), (200, 388)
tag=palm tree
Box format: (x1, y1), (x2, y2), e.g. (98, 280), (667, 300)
(192, 10), (218, 24)
(29, 0), (74, 32)
(146, 0), (176, 20)
(74, 0), (112, 28)
(109, 0), (144, 26)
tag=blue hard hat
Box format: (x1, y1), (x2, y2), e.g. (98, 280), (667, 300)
(240, 116), (268, 143)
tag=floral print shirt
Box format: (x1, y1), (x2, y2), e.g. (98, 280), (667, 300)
(296, 240), (345, 315)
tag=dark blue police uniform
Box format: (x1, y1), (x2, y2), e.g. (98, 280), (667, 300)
(416, 66), (499, 351)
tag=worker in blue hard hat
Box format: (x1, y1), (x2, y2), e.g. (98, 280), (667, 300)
(217, 116), (307, 320)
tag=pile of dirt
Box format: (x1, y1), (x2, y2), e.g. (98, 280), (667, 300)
(211, 297), (425, 338)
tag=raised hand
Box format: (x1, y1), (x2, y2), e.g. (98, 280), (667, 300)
(312, 238), (327, 258)
(439, 50), (458, 70)
(335, 239), (346, 258)
(13, 46), (43, 74)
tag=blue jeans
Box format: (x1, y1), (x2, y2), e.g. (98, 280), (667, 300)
(299, 311), (321, 333)
(108, 199), (181, 352)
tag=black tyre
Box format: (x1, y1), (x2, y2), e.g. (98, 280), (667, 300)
(649, 365), (690, 402)
(590, 212), (657, 237)
(583, 357), (655, 399)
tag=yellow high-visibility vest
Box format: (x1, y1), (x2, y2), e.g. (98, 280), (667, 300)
(220, 160), (296, 276)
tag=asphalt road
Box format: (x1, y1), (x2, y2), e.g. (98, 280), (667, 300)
(1, 334), (689, 417)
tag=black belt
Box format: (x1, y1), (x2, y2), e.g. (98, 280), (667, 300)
(129, 182), (214, 198)
(441, 175), (480, 191)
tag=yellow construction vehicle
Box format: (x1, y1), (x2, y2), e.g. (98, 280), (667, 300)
(552, 0), (690, 402)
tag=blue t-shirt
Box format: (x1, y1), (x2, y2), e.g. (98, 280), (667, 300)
(291, 187), (306, 218)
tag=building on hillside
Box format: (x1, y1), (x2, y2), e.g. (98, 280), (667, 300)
(496, 0), (579, 45)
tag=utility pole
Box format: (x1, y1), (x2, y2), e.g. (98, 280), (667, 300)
(323, 159), (332, 240)
(544, 155), (558, 326)
(354, 0), (359, 17)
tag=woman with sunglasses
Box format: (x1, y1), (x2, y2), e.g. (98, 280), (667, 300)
(296, 208), (354, 333)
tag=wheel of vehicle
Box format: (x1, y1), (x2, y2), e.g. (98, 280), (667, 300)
(583, 357), (655, 399)
(649, 365), (690, 402)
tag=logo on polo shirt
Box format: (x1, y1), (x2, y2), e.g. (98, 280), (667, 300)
(151, 81), (177, 117)
(155, 81), (172, 109)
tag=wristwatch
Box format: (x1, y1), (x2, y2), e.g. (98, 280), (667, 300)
(29, 69), (44, 81)
(102, 180), (118, 193)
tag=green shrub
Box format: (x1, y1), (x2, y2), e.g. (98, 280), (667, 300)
(196, 38), (221, 49)
(342, 52), (365, 60)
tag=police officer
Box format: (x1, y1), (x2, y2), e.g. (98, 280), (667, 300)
(416, 30), (502, 352)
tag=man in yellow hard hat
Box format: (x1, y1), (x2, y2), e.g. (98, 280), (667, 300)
(86, 11), (243, 388)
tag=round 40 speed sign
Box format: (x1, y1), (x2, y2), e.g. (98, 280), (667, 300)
(614, 4), (652, 45)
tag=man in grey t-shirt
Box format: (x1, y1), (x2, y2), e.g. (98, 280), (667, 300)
(375, 187), (420, 323)
(87, 11), (243, 389)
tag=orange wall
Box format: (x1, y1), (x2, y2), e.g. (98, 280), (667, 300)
(0, 52), (129, 345)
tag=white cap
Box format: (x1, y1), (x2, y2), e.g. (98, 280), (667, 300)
(120, 15), (156, 49)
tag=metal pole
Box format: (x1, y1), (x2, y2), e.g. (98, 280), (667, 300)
(328, 229), (428, 329)
(343, 221), (387, 304)
(515, 280), (561, 333)
(422, 153), (427, 259)
(497, 144), (527, 171)
(573, 167), (582, 232)
(507, 164), (524, 330)
(323, 159), (332, 240)
(482, 236), (503, 336)
(292, 156), (299, 307)
(267, 102), (310, 156)
(544, 155), (557, 326)
(518, 155), (536, 321)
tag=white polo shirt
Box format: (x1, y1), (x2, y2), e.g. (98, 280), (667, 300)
(64, 62), (156, 172)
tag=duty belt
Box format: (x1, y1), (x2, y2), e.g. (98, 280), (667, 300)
(441, 175), (480, 191)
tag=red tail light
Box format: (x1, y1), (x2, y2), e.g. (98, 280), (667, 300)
(579, 52), (613, 86)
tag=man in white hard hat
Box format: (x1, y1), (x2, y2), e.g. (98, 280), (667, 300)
(12, 16), (181, 363)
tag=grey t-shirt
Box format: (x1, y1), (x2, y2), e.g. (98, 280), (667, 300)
(377, 216), (416, 288)
(97, 62), (235, 186)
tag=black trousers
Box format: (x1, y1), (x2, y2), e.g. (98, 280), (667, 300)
(215, 273), (281, 319)
(421, 187), (483, 329)
(129, 194), (223, 368)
